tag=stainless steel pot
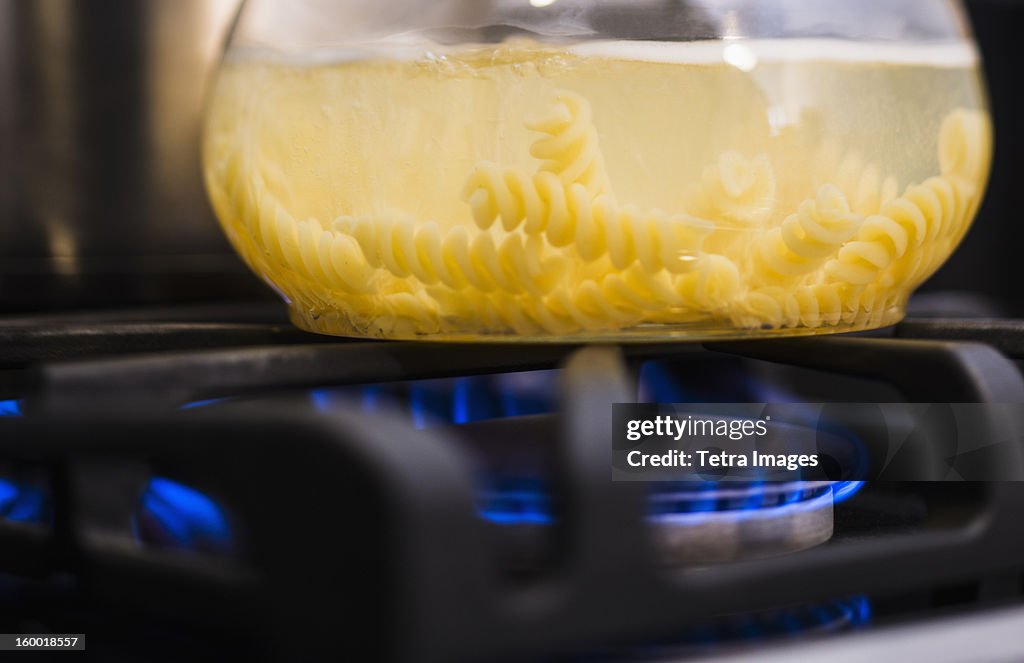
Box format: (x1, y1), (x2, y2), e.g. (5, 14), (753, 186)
(0, 0), (270, 312)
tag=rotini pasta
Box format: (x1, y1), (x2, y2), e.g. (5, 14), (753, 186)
(673, 254), (744, 312)
(683, 151), (777, 227)
(753, 184), (863, 283)
(825, 174), (972, 285)
(333, 215), (567, 295)
(206, 143), (455, 339)
(525, 90), (611, 195)
(205, 56), (989, 340)
(427, 256), (742, 336)
(221, 162), (381, 297)
(939, 108), (991, 186)
(834, 152), (900, 217)
(463, 164), (712, 272)
(733, 284), (848, 329)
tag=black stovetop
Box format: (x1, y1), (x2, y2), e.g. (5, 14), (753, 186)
(0, 303), (1023, 662)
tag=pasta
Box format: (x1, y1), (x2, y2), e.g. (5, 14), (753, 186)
(463, 165), (712, 272)
(525, 90), (611, 195)
(333, 215), (567, 295)
(754, 184), (863, 283)
(673, 254), (744, 312)
(682, 151), (777, 227)
(834, 152), (900, 217)
(206, 72), (989, 339)
(216, 157), (378, 297)
(207, 145), (456, 337)
(939, 108), (991, 186)
(427, 255), (741, 336)
(733, 284), (848, 329)
(824, 124), (978, 287)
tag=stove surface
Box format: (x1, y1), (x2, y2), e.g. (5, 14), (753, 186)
(0, 304), (1023, 661)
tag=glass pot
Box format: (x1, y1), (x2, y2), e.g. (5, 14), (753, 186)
(203, 0), (991, 341)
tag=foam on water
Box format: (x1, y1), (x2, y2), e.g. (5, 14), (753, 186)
(572, 39), (978, 67)
(226, 37), (979, 69)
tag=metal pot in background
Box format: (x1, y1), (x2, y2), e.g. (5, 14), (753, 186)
(0, 0), (270, 313)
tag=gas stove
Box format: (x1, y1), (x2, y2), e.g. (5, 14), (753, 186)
(0, 303), (1023, 661)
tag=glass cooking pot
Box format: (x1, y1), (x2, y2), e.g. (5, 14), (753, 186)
(203, 0), (991, 341)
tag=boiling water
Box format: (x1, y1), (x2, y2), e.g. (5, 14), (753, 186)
(203, 39), (990, 340)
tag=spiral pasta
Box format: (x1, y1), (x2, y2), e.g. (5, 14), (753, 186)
(538, 256), (742, 334)
(825, 172), (972, 286)
(834, 153), (900, 217)
(673, 254), (744, 312)
(525, 90), (610, 196)
(206, 62), (989, 340)
(206, 143), (458, 339)
(333, 215), (566, 295)
(683, 151), (777, 226)
(939, 108), (991, 187)
(463, 165), (712, 272)
(426, 254), (742, 336)
(427, 283), (626, 336)
(753, 184), (863, 283)
(733, 284), (847, 329)
(216, 154), (381, 298)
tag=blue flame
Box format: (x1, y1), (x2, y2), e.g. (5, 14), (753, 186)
(647, 595), (871, 653)
(308, 371), (558, 427)
(451, 377), (501, 424)
(361, 385), (383, 411)
(478, 477), (554, 525)
(831, 481), (865, 504)
(309, 389), (333, 412)
(648, 482), (836, 523)
(853, 595), (872, 624)
(0, 478), (48, 524)
(408, 382), (454, 429)
(452, 378), (472, 424)
(0, 400), (23, 417)
(134, 477), (233, 554)
(481, 480), (859, 527)
(180, 397), (233, 410)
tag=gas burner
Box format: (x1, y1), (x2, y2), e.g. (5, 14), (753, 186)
(649, 482), (840, 565)
(481, 480), (862, 569)
(603, 595), (871, 660)
(0, 309), (1023, 660)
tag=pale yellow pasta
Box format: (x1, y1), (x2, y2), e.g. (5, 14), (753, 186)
(525, 260), (723, 334)
(205, 63), (988, 339)
(211, 149), (381, 297)
(833, 153), (900, 217)
(313, 290), (441, 337)
(206, 148), (449, 337)
(333, 215), (566, 295)
(939, 108), (992, 186)
(430, 258), (739, 336)
(426, 288), (546, 336)
(683, 151), (777, 227)
(673, 254), (744, 312)
(525, 90), (611, 196)
(825, 175), (972, 286)
(463, 164), (712, 272)
(547, 263), (744, 332)
(753, 184), (863, 283)
(820, 108), (983, 294)
(569, 265), (665, 312)
(428, 285), (622, 336)
(733, 284), (848, 329)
